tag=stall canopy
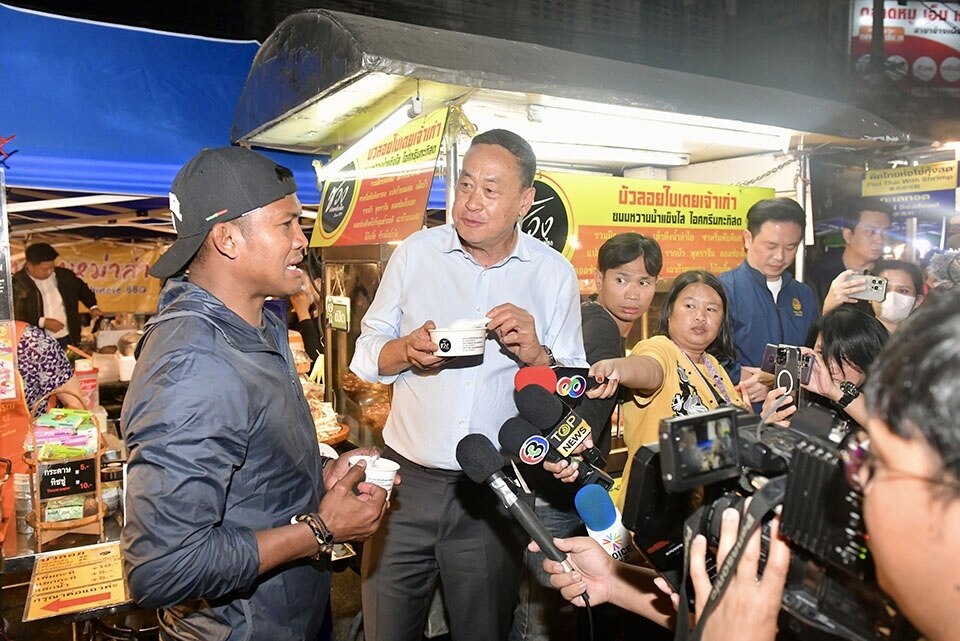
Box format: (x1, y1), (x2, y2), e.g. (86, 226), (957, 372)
(0, 3), (323, 247)
(232, 9), (910, 169)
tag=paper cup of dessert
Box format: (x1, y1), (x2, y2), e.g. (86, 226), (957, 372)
(429, 317), (490, 357)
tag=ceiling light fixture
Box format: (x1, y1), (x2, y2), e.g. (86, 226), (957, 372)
(530, 142), (690, 167)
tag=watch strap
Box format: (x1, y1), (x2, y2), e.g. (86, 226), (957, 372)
(836, 381), (860, 409)
(540, 344), (558, 367)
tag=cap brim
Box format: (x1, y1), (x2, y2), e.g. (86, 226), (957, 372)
(149, 233), (206, 279)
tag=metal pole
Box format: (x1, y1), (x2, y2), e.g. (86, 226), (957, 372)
(870, 0), (886, 84)
(445, 137), (459, 225)
(795, 142), (809, 282)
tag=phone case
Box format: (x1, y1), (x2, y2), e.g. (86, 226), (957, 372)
(846, 274), (888, 302)
(774, 346), (802, 406)
(760, 343), (780, 374)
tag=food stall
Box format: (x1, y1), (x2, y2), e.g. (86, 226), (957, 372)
(231, 9), (909, 448)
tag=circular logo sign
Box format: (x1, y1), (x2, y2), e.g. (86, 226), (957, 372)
(438, 338), (452, 353)
(522, 180), (569, 254)
(519, 435), (550, 465)
(555, 375), (587, 398)
(321, 162), (358, 234)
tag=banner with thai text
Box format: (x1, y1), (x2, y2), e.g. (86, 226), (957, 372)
(851, 0), (960, 96)
(861, 160), (957, 219)
(50, 243), (163, 313)
(310, 107), (448, 247)
(525, 172), (773, 285)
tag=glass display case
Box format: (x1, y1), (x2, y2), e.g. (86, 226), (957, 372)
(321, 245), (395, 448)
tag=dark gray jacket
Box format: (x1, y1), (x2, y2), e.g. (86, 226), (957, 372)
(121, 278), (328, 641)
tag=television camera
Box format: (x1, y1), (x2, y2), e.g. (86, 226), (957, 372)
(621, 405), (917, 641)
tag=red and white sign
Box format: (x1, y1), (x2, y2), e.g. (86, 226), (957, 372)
(851, 0), (960, 95)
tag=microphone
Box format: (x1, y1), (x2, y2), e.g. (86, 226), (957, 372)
(514, 366), (558, 394)
(499, 417), (613, 490)
(575, 485), (640, 563)
(514, 366), (601, 397)
(514, 385), (606, 468)
(456, 433), (572, 572)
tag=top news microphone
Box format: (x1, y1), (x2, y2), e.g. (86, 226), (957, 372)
(514, 384), (606, 467)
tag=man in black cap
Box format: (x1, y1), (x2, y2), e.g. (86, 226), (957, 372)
(13, 242), (102, 347)
(121, 146), (390, 640)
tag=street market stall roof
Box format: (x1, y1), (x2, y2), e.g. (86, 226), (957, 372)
(232, 9), (910, 169)
(0, 3), (323, 249)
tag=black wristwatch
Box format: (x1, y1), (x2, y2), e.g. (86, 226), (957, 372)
(836, 381), (860, 409)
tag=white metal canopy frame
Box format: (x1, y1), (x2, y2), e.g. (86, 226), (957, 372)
(232, 9), (910, 176)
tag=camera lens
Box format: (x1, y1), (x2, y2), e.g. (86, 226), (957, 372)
(703, 493), (745, 545)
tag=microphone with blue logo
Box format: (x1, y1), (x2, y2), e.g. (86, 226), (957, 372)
(514, 383), (607, 469)
(575, 484), (640, 564)
(499, 417), (613, 490)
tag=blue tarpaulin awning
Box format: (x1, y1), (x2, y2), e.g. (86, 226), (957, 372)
(0, 3), (326, 242)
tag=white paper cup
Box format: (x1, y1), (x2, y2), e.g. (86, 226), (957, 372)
(429, 327), (486, 357)
(349, 455), (399, 499)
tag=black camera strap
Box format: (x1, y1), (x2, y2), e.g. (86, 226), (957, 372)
(674, 476), (787, 641)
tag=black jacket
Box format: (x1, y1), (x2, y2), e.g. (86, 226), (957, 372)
(13, 267), (98, 345)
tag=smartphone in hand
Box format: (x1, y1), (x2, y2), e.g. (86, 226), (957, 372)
(845, 273), (887, 302)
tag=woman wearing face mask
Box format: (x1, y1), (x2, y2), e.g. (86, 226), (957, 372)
(868, 259), (924, 333)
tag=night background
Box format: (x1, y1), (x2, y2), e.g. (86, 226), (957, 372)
(10, 0), (960, 143)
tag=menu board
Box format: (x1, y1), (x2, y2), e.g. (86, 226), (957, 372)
(24, 542), (130, 621)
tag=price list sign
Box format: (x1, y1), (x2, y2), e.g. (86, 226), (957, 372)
(39, 458), (97, 499)
(24, 541), (130, 621)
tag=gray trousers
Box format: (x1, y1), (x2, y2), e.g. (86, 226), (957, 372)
(361, 449), (525, 641)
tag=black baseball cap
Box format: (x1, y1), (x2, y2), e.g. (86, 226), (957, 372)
(25, 243), (59, 263)
(151, 146), (298, 279)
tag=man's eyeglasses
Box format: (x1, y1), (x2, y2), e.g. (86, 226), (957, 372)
(840, 429), (960, 494)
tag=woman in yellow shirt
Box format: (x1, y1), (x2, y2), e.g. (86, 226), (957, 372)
(589, 270), (747, 497)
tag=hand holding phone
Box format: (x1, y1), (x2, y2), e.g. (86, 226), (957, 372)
(845, 272), (887, 302)
(773, 346), (811, 410)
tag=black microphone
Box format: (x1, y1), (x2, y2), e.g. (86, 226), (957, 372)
(456, 433), (572, 571)
(499, 417), (613, 490)
(515, 385), (606, 468)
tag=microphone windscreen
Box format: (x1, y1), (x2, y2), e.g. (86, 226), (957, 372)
(515, 385), (566, 431)
(575, 484), (618, 531)
(456, 433), (505, 484)
(499, 417), (550, 464)
(514, 366), (558, 393)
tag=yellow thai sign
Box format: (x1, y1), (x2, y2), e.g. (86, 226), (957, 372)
(53, 243), (163, 313)
(25, 542), (130, 621)
(526, 171), (773, 283)
(862, 160), (957, 196)
(310, 107), (448, 247)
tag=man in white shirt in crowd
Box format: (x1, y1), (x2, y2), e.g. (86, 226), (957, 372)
(351, 128), (586, 641)
(13, 242), (102, 347)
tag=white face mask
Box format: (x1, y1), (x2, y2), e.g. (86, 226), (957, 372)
(878, 291), (916, 323)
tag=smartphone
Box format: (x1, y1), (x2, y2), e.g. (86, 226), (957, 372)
(845, 273), (887, 302)
(760, 343), (779, 374)
(774, 346), (811, 409)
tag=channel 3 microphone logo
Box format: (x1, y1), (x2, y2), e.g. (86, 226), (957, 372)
(555, 375), (587, 398)
(519, 435), (550, 465)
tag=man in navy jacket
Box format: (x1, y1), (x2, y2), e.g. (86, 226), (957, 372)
(719, 198), (817, 406)
(122, 148), (388, 640)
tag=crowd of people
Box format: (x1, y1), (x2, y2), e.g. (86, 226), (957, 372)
(12, 125), (940, 641)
